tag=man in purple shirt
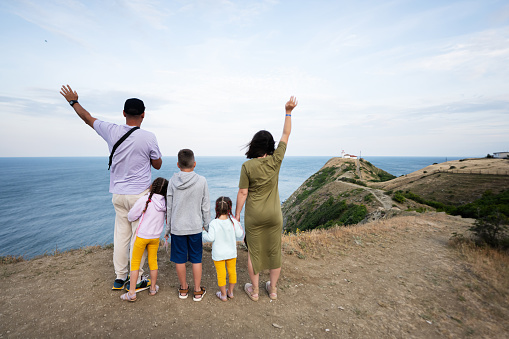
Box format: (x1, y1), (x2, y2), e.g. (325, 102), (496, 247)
(60, 85), (162, 291)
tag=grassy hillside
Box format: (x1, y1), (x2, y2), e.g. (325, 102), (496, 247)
(283, 157), (509, 238)
(374, 158), (509, 205)
(282, 158), (397, 232)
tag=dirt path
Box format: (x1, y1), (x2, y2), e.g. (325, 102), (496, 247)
(366, 187), (393, 210)
(333, 180), (393, 210)
(1, 213), (507, 338)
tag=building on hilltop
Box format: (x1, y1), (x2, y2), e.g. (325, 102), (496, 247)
(493, 151), (509, 159)
(341, 150), (358, 159)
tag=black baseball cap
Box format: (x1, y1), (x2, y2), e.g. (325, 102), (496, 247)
(124, 98), (145, 115)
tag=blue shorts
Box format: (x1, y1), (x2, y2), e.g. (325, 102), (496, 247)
(170, 233), (203, 264)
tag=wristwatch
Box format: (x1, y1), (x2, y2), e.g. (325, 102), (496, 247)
(69, 100), (78, 106)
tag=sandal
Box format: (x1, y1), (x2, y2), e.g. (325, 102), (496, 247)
(265, 281), (277, 300)
(216, 291), (227, 302)
(179, 285), (189, 299)
(193, 287), (206, 302)
(226, 289), (234, 299)
(120, 291), (137, 302)
(244, 283), (259, 301)
(149, 285), (159, 296)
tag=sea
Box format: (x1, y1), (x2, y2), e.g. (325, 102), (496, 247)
(0, 155), (466, 258)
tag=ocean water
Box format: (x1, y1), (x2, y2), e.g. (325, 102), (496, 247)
(0, 155), (467, 258)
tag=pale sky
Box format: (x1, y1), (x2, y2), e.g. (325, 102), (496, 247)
(1, 0), (508, 157)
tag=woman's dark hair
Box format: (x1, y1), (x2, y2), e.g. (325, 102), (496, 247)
(215, 196), (234, 225)
(245, 130), (275, 159)
(143, 177), (169, 214)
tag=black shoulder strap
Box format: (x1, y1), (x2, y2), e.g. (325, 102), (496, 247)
(108, 126), (140, 170)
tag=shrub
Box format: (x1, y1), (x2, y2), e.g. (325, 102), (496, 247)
(339, 177), (367, 187)
(376, 170), (396, 182)
(287, 196), (367, 232)
(363, 193), (374, 203)
(455, 190), (509, 219)
(469, 212), (509, 248)
(393, 191), (406, 203)
(297, 167), (337, 204)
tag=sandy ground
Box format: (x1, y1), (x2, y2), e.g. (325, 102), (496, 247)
(1, 212), (508, 338)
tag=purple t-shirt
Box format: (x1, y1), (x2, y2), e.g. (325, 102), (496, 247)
(94, 120), (162, 195)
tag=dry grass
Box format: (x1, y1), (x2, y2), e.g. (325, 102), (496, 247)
(449, 236), (509, 297)
(0, 255), (25, 265)
(281, 215), (421, 257)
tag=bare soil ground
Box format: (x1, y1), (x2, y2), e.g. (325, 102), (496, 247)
(1, 213), (508, 338)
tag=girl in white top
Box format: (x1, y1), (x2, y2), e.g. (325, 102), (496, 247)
(202, 196), (244, 301)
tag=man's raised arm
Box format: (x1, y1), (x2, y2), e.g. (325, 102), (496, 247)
(60, 85), (97, 128)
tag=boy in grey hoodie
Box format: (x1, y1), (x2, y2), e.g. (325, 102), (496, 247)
(164, 149), (210, 301)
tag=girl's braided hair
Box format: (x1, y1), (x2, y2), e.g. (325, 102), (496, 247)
(215, 196), (234, 225)
(142, 177), (169, 214)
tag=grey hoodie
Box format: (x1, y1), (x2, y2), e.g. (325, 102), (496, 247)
(165, 171), (211, 236)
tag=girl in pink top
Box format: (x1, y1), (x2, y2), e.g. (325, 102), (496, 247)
(121, 177), (168, 302)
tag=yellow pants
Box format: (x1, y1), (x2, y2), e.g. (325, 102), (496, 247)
(131, 237), (159, 271)
(213, 258), (237, 287)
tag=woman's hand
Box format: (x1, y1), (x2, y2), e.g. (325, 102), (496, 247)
(285, 96), (298, 113)
(235, 188), (248, 220)
(281, 96), (297, 144)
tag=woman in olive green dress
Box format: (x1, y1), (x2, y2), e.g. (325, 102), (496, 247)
(235, 96), (298, 301)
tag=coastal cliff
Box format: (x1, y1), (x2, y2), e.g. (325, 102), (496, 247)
(282, 157), (509, 232)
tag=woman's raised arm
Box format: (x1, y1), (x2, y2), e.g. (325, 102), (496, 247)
(280, 96), (297, 144)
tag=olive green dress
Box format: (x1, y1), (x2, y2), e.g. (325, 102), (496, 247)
(239, 141), (286, 275)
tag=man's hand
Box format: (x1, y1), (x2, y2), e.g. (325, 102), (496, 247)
(60, 84), (96, 128)
(60, 85), (78, 102)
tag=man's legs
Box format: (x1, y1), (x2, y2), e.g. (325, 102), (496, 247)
(112, 190), (149, 282)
